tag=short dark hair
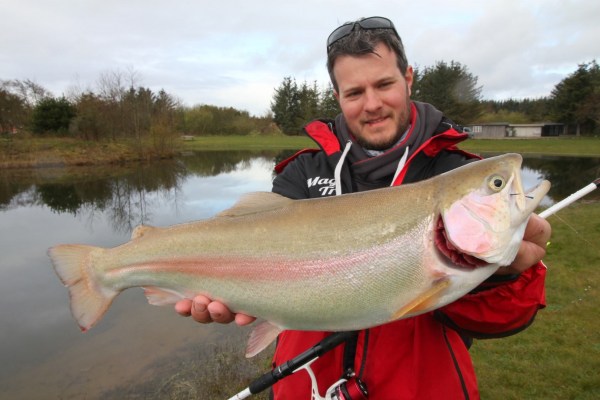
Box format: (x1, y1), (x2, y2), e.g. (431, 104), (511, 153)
(326, 24), (409, 92)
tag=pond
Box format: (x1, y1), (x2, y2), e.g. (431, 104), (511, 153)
(0, 151), (598, 399)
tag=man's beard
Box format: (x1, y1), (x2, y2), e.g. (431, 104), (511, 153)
(357, 104), (411, 151)
(356, 124), (408, 151)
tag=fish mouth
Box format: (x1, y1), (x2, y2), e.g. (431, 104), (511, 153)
(434, 216), (489, 269)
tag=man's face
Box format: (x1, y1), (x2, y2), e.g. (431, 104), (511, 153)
(333, 43), (413, 151)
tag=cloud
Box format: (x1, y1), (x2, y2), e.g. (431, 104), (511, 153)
(1, 0), (598, 114)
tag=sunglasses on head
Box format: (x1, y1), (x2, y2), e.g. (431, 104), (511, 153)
(326, 16), (400, 51)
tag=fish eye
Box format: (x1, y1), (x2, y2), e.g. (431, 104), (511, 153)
(488, 175), (506, 192)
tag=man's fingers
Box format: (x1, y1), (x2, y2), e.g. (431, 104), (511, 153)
(235, 313), (257, 326)
(174, 299), (193, 316)
(190, 295), (215, 323)
(206, 301), (235, 323)
(526, 214), (552, 247)
(175, 295), (256, 325)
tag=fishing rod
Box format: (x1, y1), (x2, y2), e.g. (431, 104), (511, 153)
(229, 179), (599, 400)
(539, 178), (599, 219)
(228, 330), (356, 400)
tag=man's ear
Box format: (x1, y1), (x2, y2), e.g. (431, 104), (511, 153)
(405, 65), (414, 96)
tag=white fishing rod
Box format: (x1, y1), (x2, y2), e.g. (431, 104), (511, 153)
(539, 178), (599, 219)
(228, 179), (599, 400)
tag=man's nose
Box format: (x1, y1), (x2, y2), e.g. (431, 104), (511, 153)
(363, 88), (383, 112)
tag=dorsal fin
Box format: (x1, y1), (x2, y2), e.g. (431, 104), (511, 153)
(216, 192), (293, 217)
(131, 225), (158, 240)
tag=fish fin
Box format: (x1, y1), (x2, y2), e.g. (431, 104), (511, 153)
(131, 225), (157, 240)
(245, 321), (282, 358)
(48, 244), (117, 332)
(217, 192), (293, 218)
(391, 277), (451, 321)
(143, 286), (185, 306)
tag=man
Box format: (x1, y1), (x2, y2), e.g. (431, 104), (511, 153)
(175, 17), (551, 399)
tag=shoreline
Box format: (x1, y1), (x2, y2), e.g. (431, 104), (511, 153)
(1, 136), (599, 169)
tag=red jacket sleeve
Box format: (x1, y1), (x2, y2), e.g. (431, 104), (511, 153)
(434, 262), (547, 338)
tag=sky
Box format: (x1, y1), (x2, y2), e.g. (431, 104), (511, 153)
(1, 0), (598, 116)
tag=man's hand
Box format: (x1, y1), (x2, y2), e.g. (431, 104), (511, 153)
(174, 295), (256, 326)
(496, 213), (552, 275)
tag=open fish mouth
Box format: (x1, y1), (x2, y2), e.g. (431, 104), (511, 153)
(434, 216), (490, 269)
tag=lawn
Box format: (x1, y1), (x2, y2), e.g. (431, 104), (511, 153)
(472, 201), (600, 399)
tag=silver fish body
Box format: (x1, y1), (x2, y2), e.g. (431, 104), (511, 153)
(48, 153), (550, 356)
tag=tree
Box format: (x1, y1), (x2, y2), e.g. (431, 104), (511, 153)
(4, 79), (50, 107)
(271, 77), (302, 135)
(0, 87), (27, 133)
(319, 83), (341, 119)
(69, 92), (107, 140)
(297, 81), (320, 125)
(412, 61), (483, 124)
(550, 60), (600, 135)
(1, 79), (50, 133)
(31, 97), (76, 134)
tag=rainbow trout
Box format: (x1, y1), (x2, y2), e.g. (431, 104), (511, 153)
(48, 153), (550, 357)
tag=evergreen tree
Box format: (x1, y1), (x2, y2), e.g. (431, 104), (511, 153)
(319, 83), (341, 119)
(31, 96), (76, 134)
(412, 61), (483, 124)
(270, 77), (302, 134)
(550, 60), (599, 135)
(297, 80), (320, 125)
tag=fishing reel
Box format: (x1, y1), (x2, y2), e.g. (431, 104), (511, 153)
(301, 362), (368, 400)
(329, 376), (369, 400)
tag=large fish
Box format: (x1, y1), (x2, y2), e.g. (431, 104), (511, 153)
(48, 153), (550, 357)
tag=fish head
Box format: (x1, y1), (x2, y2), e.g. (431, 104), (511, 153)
(436, 153), (550, 268)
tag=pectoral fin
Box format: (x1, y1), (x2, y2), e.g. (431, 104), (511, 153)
(245, 321), (283, 358)
(391, 278), (451, 321)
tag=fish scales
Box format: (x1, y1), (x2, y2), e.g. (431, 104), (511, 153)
(48, 153), (550, 356)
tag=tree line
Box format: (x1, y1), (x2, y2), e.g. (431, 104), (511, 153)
(270, 60), (599, 136)
(0, 70), (278, 147)
(1, 60), (598, 140)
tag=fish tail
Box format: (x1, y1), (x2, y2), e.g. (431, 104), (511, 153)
(48, 244), (116, 332)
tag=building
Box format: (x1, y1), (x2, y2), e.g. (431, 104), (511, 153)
(466, 122), (564, 138)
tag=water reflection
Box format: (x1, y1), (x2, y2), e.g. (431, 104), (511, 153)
(0, 151), (280, 399)
(2, 153), (598, 222)
(0, 150), (285, 233)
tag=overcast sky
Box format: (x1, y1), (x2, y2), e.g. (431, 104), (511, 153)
(1, 0), (598, 116)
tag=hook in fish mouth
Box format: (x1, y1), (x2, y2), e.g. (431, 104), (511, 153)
(510, 193), (534, 199)
(434, 216), (490, 269)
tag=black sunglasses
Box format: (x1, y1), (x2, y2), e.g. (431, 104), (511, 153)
(326, 16), (400, 50)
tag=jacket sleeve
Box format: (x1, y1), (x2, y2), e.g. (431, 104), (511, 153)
(434, 262), (547, 338)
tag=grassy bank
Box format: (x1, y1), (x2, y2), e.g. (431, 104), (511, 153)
(472, 201), (600, 399)
(2, 135), (599, 169)
(183, 135), (600, 156)
(460, 136), (600, 157)
(0, 136), (177, 169)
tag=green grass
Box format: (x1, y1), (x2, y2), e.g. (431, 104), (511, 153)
(182, 135), (600, 156)
(1, 135), (599, 169)
(472, 201), (600, 399)
(460, 137), (600, 157)
(181, 135), (314, 151)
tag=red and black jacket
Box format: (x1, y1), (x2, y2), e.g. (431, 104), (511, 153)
(270, 102), (546, 399)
